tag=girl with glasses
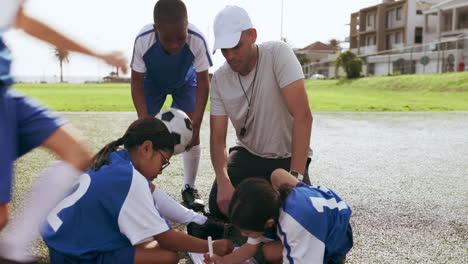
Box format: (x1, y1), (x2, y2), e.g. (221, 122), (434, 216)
(40, 117), (233, 264)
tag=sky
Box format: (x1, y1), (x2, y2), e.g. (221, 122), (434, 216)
(5, 0), (382, 79)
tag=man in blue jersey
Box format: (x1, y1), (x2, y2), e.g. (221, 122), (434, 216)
(131, 0), (211, 212)
(0, 0), (127, 262)
(205, 169), (353, 264)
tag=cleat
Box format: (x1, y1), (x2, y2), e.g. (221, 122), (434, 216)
(187, 218), (230, 240)
(182, 184), (206, 212)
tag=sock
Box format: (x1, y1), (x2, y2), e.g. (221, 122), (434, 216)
(153, 186), (207, 225)
(182, 144), (201, 190)
(0, 161), (81, 261)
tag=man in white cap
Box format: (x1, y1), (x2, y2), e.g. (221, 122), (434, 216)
(208, 5), (313, 219)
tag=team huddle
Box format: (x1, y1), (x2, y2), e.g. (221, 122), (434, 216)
(0, 0), (353, 264)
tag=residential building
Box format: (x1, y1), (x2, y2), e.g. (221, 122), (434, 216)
(424, 0), (468, 43)
(294, 41), (339, 63)
(302, 0), (468, 78)
(294, 42), (340, 77)
(349, 0), (442, 55)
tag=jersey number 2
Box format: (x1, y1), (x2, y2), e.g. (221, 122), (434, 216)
(47, 173), (91, 231)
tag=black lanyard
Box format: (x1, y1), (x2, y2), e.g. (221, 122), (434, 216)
(237, 45), (259, 137)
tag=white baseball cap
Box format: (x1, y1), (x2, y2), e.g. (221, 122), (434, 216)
(213, 5), (253, 52)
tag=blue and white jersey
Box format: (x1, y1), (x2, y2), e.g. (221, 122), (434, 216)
(0, 0), (24, 89)
(277, 182), (353, 264)
(41, 149), (171, 258)
(131, 23), (212, 95)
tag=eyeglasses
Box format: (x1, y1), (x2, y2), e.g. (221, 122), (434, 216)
(158, 151), (171, 171)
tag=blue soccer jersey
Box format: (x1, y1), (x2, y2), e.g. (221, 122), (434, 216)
(277, 182), (353, 264)
(131, 23), (212, 114)
(0, 0), (66, 203)
(1, 0), (24, 88)
(41, 149), (171, 261)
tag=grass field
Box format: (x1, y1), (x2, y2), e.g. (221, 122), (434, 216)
(12, 72), (468, 112)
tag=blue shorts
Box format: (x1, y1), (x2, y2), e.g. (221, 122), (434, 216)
(0, 88), (66, 203)
(143, 83), (196, 115)
(48, 245), (135, 264)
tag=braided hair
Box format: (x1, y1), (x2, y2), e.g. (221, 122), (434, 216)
(90, 117), (175, 171)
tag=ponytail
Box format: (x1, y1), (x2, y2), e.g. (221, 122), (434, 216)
(90, 117), (175, 171)
(90, 137), (125, 171)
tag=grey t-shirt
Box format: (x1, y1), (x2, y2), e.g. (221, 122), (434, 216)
(211, 41), (311, 159)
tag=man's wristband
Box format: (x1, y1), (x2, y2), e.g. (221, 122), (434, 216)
(289, 170), (304, 181)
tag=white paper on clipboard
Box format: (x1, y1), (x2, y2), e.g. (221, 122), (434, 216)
(187, 247), (258, 264)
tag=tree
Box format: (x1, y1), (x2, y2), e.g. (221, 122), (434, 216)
(334, 50), (364, 79)
(295, 53), (311, 65)
(54, 47), (69, 82)
(329, 39), (341, 49)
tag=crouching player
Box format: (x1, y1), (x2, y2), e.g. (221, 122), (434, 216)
(205, 169), (353, 264)
(41, 117), (233, 264)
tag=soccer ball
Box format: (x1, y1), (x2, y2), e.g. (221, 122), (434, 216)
(156, 108), (193, 155)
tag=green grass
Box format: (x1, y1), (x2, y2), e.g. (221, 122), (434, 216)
(13, 72), (468, 112)
(307, 72), (468, 111)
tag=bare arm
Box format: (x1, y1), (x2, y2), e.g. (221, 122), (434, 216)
(186, 70), (210, 149)
(131, 70), (151, 119)
(154, 229), (233, 256)
(281, 79), (312, 175)
(0, 203), (9, 231)
(15, 8), (127, 74)
(210, 115), (234, 215)
(271, 168), (300, 191)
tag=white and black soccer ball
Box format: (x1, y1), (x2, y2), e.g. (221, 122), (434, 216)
(156, 108), (193, 155)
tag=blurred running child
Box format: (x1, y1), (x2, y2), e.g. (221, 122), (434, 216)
(0, 0), (127, 262)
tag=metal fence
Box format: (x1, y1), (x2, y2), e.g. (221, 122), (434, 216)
(302, 36), (468, 78)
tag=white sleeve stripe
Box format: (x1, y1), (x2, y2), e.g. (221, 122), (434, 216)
(277, 223), (294, 264)
(131, 29), (154, 69)
(118, 168), (171, 245)
(127, 228), (170, 246)
(278, 211), (325, 264)
(188, 29), (213, 66)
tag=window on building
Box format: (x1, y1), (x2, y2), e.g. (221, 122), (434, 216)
(458, 8), (468, 29)
(367, 36), (376, 46)
(395, 32), (403, 44)
(386, 10), (395, 28)
(367, 63), (375, 75)
(396, 7), (403, 21)
(415, 27), (423, 44)
(416, 10), (423, 15)
(367, 13), (375, 28)
(386, 34), (393, 50)
(393, 59), (416, 74)
(442, 11), (453, 31)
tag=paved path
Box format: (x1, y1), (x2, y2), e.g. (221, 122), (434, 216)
(11, 112), (468, 263)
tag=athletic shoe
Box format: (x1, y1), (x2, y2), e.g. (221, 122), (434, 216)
(182, 184), (205, 212)
(187, 218), (230, 240)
